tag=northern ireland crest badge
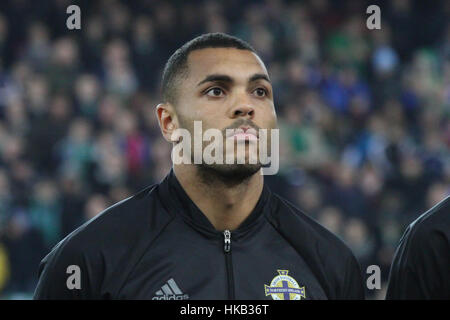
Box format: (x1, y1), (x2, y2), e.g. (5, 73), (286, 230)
(264, 270), (306, 300)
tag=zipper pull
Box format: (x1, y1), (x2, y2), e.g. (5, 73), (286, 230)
(223, 229), (231, 253)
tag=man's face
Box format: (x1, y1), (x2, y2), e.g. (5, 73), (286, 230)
(172, 47), (278, 179)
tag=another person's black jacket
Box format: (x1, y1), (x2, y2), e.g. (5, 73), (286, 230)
(386, 196), (450, 299)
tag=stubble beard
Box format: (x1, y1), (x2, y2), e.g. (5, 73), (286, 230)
(177, 116), (267, 187)
(196, 161), (262, 187)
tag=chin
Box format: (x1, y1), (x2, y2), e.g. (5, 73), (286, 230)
(197, 163), (261, 185)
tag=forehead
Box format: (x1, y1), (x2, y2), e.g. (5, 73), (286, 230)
(186, 47), (269, 81)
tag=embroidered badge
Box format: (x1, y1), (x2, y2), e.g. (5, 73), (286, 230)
(264, 270), (306, 300)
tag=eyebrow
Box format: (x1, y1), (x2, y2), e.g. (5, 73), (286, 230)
(249, 73), (271, 83)
(196, 73), (271, 86)
(197, 74), (233, 86)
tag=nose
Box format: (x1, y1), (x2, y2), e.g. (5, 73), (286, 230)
(233, 106), (254, 118)
(229, 95), (255, 119)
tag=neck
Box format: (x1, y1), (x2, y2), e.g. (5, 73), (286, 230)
(173, 164), (264, 231)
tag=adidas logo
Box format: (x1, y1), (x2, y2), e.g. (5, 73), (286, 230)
(152, 278), (189, 300)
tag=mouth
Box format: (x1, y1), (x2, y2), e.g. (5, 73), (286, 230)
(226, 126), (259, 141)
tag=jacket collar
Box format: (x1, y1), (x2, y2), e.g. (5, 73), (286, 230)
(157, 168), (272, 238)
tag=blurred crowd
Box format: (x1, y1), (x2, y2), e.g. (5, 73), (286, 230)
(0, 0), (449, 299)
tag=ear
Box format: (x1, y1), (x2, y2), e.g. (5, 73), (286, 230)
(155, 103), (179, 143)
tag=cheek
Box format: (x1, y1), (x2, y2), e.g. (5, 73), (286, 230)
(271, 113), (278, 129)
(177, 106), (202, 130)
(178, 98), (211, 121)
(259, 105), (278, 129)
(177, 111), (217, 138)
(188, 105), (224, 130)
(268, 103), (278, 127)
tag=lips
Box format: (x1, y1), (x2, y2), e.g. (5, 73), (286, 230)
(226, 126), (259, 141)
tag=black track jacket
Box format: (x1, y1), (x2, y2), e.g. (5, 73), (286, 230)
(386, 196), (450, 299)
(34, 169), (365, 300)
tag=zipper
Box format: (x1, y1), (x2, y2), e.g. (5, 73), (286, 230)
(224, 230), (231, 252)
(223, 229), (235, 299)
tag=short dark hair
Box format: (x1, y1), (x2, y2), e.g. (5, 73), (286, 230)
(161, 33), (256, 104)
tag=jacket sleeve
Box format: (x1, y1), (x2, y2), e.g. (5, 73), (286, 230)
(33, 238), (102, 300)
(340, 252), (366, 299)
(386, 224), (450, 299)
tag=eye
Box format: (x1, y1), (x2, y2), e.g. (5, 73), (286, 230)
(205, 87), (225, 97)
(253, 87), (268, 97)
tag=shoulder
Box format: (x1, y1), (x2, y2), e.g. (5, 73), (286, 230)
(386, 196), (450, 299)
(395, 196), (450, 260)
(56, 183), (173, 255)
(35, 183), (174, 298)
(266, 192), (364, 299)
(268, 193), (354, 258)
(405, 196), (450, 243)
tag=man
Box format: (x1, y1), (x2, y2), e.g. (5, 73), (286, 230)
(34, 33), (364, 300)
(386, 196), (450, 299)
